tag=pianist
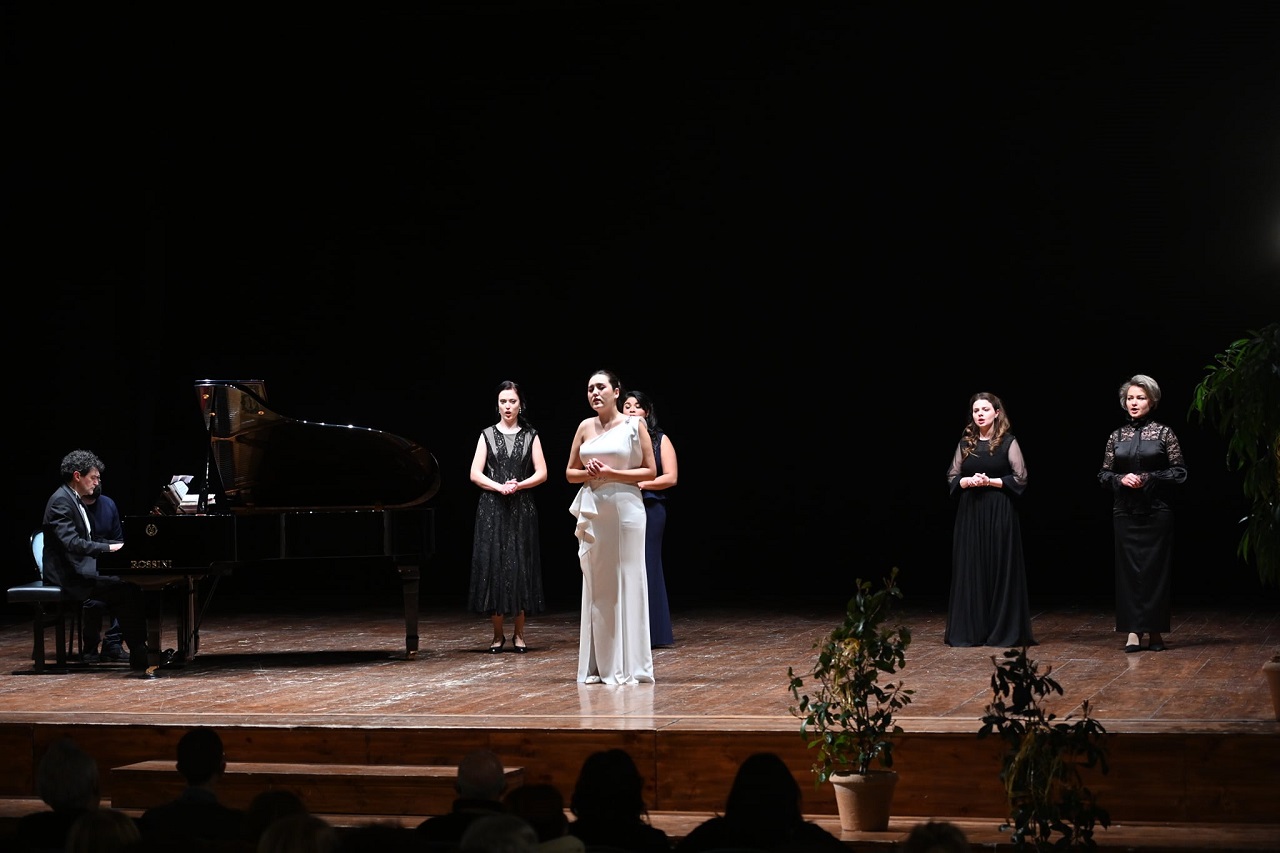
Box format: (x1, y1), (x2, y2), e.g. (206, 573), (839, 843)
(41, 449), (148, 670)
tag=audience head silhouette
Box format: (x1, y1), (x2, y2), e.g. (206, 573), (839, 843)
(256, 811), (340, 853)
(459, 812), (539, 853)
(722, 752), (804, 839)
(901, 819), (971, 853)
(176, 726), (227, 785)
(457, 748), (508, 801)
(245, 788), (310, 843)
(339, 820), (423, 852)
(64, 807), (140, 853)
(36, 737), (101, 812)
(569, 748), (647, 821)
(503, 782), (572, 843)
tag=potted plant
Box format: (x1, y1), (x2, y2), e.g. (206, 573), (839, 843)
(978, 647), (1110, 851)
(786, 567), (913, 832)
(1188, 322), (1280, 719)
(1188, 321), (1280, 589)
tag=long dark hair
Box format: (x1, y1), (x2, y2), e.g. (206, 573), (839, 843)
(569, 748), (648, 822)
(723, 752), (803, 842)
(624, 388), (660, 435)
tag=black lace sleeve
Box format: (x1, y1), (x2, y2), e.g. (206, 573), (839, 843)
(1098, 429), (1121, 490)
(1148, 425), (1188, 485)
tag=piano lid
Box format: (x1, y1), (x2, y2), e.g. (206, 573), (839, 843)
(195, 379), (441, 513)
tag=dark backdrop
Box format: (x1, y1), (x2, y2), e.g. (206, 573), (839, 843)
(5, 4), (1278, 618)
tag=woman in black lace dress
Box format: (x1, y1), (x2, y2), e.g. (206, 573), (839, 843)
(945, 391), (1035, 648)
(1099, 374), (1187, 653)
(468, 380), (547, 653)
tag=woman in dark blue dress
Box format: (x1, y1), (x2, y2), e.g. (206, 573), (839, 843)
(623, 390), (678, 648)
(945, 391), (1035, 647)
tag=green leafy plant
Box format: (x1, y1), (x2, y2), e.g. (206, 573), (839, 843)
(1188, 321), (1280, 588)
(978, 647), (1110, 851)
(787, 567), (913, 784)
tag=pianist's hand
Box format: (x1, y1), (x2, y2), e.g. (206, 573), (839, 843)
(108, 542), (124, 552)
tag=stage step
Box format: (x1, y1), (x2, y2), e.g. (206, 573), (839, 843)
(108, 760), (525, 816)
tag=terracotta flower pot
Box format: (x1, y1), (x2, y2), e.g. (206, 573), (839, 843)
(830, 769), (899, 832)
(1263, 657), (1280, 722)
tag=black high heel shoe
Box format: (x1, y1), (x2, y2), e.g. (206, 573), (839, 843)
(512, 635), (527, 654)
(489, 636), (506, 653)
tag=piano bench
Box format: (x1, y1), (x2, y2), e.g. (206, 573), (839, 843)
(5, 582), (83, 674)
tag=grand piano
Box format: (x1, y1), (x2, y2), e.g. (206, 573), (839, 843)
(105, 379), (441, 674)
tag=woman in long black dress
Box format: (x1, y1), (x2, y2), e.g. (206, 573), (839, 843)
(468, 380), (547, 653)
(1098, 374), (1187, 653)
(945, 391), (1035, 647)
(622, 390), (678, 648)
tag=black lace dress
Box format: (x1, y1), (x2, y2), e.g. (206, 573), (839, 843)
(468, 425), (545, 617)
(1098, 418), (1187, 634)
(945, 435), (1036, 647)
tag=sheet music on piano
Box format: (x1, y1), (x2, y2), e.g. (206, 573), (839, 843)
(163, 475), (215, 514)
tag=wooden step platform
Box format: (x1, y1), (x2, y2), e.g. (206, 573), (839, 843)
(109, 760), (524, 816)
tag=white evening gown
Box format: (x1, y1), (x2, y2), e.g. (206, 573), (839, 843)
(569, 417), (654, 684)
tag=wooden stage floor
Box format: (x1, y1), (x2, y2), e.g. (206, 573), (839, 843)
(1, 595), (1278, 850)
(3, 595), (1275, 729)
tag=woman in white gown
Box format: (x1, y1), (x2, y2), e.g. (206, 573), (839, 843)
(567, 369), (657, 684)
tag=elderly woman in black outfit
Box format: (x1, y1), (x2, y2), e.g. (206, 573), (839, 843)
(1099, 374), (1187, 653)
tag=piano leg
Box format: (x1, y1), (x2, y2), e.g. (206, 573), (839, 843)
(140, 587), (166, 674)
(174, 576), (197, 663)
(134, 576), (196, 675)
(397, 560), (420, 659)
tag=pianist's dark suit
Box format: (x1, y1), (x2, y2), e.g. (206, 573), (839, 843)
(42, 482), (147, 664)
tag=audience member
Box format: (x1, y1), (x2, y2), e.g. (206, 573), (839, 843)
(416, 750), (508, 845)
(900, 819), (970, 853)
(458, 813), (538, 853)
(65, 807), (141, 853)
(503, 783), (583, 853)
(9, 736), (101, 853)
(257, 812), (340, 853)
(337, 821), (424, 852)
(673, 752), (845, 852)
(138, 727), (247, 845)
(567, 749), (671, 852)
(244, 790), (310, 848)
